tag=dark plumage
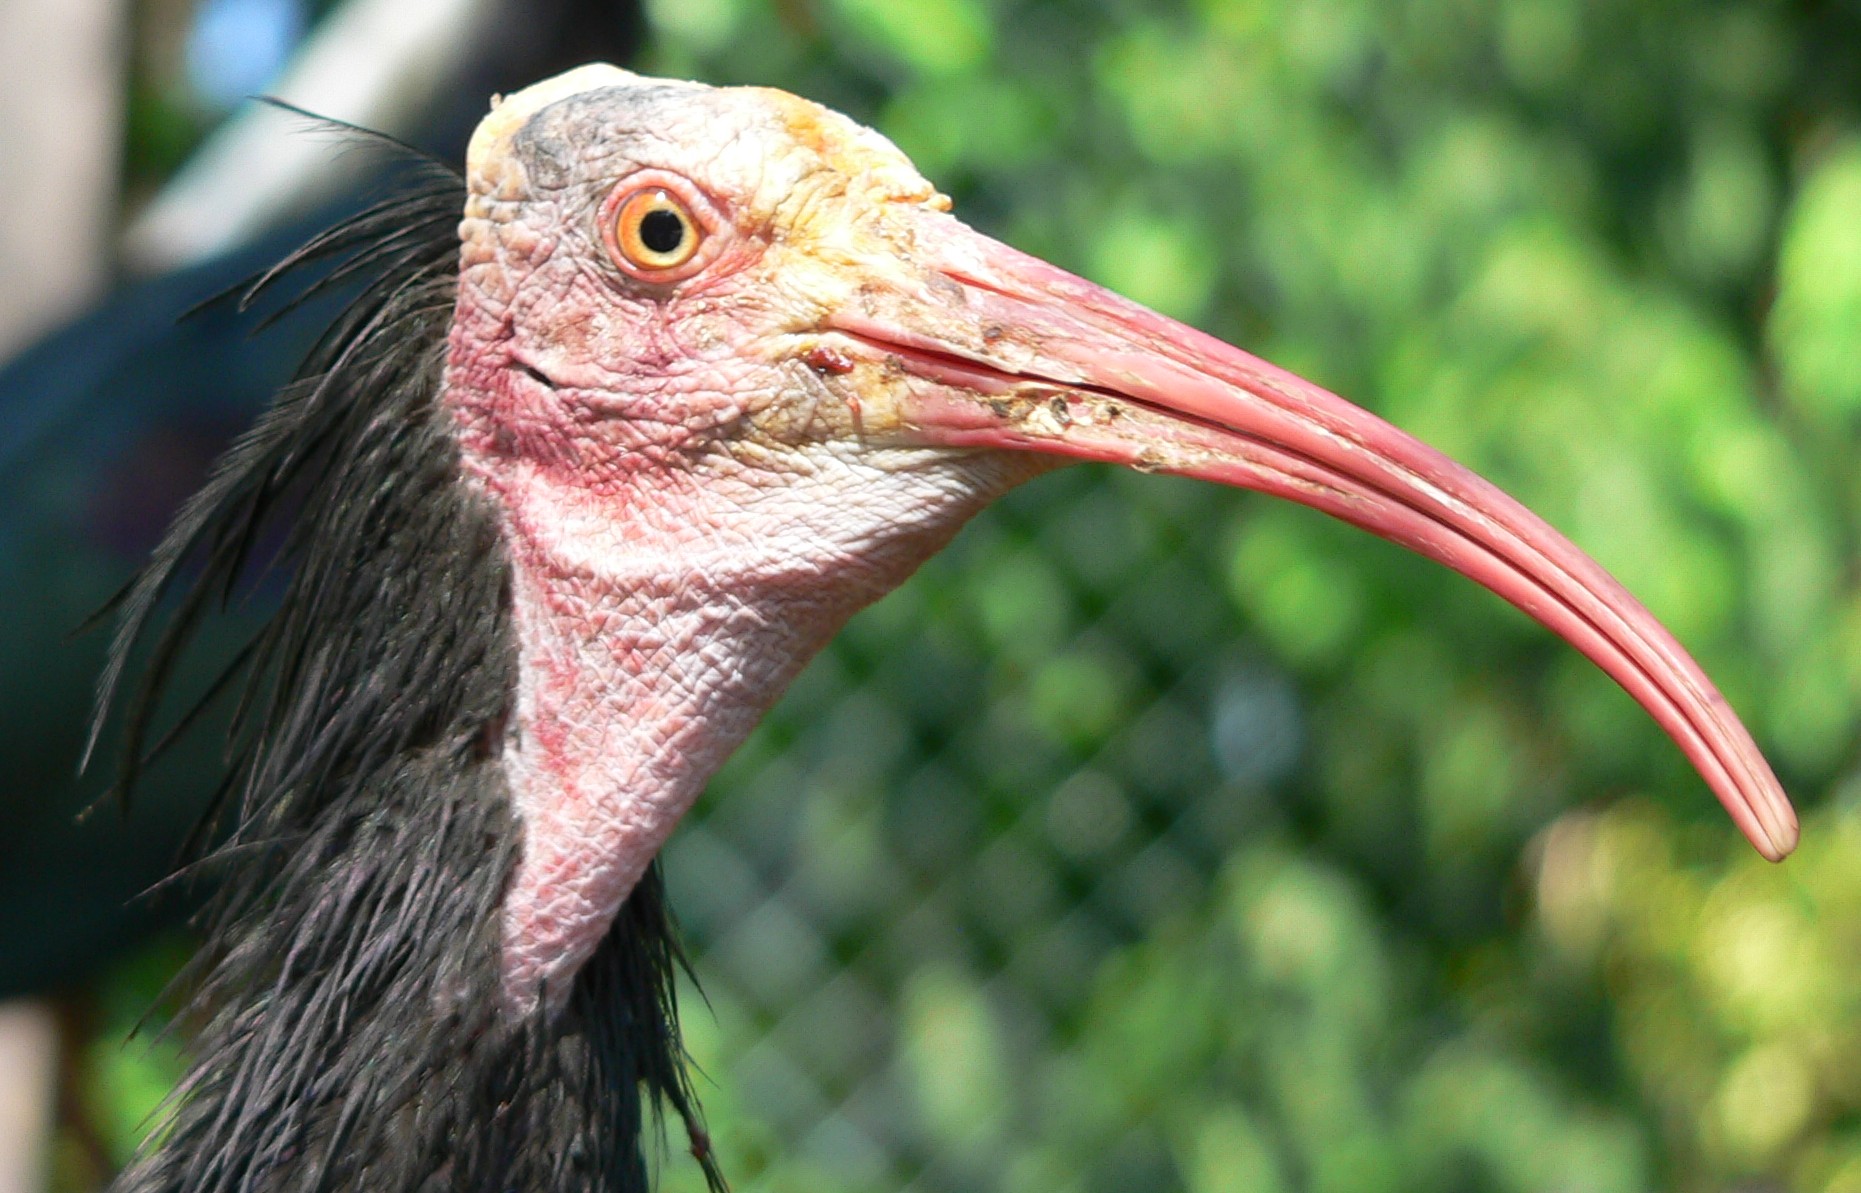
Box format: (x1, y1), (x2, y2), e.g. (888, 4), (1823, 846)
(95, 160), (720, 1193)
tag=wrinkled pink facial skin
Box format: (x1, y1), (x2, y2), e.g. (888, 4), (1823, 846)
(445, 73), (1042, 1013)
(447, 68), (1795, 1016)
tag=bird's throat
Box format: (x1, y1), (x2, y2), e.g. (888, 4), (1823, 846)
(447, 396), (1029, 1014)
(491, 539), (820, 1014)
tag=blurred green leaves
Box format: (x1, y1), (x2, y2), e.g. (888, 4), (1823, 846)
(1772, 139), (1861, 424)
(1226, 513), (1366, 668)
(825, 0), (991, 77)
(902, 965), (1013, 1154)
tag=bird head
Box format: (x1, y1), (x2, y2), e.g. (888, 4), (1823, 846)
(442, 66), (1794, 1010)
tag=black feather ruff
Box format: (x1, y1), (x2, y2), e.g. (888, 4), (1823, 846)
(93, 153), (725, 1193)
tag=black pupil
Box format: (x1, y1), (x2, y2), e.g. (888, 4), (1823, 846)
(639, 207), (686, 255)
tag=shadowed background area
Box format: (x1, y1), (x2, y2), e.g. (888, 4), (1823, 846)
(5, 1), (1861, 1191)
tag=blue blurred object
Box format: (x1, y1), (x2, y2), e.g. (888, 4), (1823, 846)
(187, 0), (308, 110)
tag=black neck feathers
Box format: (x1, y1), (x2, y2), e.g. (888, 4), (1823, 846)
(93, 155), (721, 1193)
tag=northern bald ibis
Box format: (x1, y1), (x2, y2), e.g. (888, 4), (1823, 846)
(95, 65), (1796, 1192)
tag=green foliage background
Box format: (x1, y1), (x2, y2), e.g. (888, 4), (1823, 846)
(73, 2), (1861, 1191)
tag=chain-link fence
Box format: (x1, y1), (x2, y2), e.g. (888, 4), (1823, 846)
(666, 467), (1298, 1190)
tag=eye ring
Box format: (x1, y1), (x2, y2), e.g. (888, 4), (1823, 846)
(599, 172), (722, 284)
(616, 189), (699, 271)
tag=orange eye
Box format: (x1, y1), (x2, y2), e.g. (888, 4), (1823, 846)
(614, 188), (701, 273)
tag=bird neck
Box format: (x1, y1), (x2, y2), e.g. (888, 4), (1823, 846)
(445, 357), (1031, 1011)
(490, 504), (862, 1012)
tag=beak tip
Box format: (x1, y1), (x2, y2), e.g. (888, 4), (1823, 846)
(1751, 793), (1800, 862)
(1769, 821), (1801, 864)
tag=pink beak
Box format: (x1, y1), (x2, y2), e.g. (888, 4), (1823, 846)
(830, 213), (1797, 861)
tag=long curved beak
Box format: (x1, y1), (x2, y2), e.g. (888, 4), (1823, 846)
(827, 212), (1797, 861)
